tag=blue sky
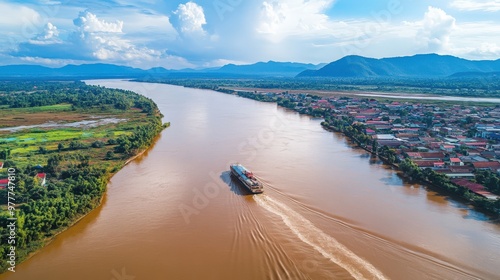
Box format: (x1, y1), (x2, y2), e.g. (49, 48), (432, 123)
(0, 0), (499, 69)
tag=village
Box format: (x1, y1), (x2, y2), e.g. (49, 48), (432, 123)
(233, 89), (500, 205)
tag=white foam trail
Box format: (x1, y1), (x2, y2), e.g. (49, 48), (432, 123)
(255, 195), (388, 280)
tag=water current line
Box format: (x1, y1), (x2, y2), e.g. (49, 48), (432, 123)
(254, 195), (388, 280)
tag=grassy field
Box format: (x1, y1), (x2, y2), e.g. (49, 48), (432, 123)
(13, 103), (73, 112)
(0, 104), (142, 169)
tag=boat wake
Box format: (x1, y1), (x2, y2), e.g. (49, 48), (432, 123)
(254, 195), (388, 280)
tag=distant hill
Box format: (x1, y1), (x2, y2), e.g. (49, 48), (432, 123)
(297, 54), (500, 78)
(60, 63), (145, 76)
(0, 64), (148, 79)
(0, 61), (325, 79)
(214, 61), (324, 77)
(6, 55), (498, 79)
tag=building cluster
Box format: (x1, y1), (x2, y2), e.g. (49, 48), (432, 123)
(256, 91), (500, 200)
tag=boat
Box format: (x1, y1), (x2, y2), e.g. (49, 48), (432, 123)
(230, 163), (264, 194)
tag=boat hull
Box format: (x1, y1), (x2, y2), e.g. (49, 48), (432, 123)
(230, 164), (264, 194)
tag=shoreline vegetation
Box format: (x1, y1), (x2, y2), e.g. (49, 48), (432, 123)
(135, 77), (500, 98)
(0, 81), (168, 273)
(137, 79), (500, 218)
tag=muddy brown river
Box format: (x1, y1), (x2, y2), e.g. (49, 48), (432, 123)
(2, 80), (499, 280)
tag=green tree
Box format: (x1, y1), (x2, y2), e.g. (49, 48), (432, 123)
(38, 146), (47, 154)
(105, 151), (115, 160)
(0, 149), (11, 160)
(91, 141), (105, 148)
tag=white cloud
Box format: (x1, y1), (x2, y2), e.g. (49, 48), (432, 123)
(465, 43), (500, 57)
(152, 54), (195, 69)
(416, 7), (456, 52)
(29, 22), (60, 45)
(445, 22), (500, 59)
(121, 13), (176, 36)
(70, 11), (160, 62)
(3, 0), (500, 68)
(73, 10), (124, 33)
(6, 8), (192, 69)
(451, 0), (500, 12)
(257, 0), (334, 40)
(202, 58), (248, 68)
(0, 2), (46, 54)
(19, 56), (80, 66)
(0, 2), (41, 28)
(400, 9), (500, 60)
(172, 2), (207, 35)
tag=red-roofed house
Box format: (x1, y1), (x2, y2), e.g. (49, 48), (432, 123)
(406, 152), (422, 159)
(0, 162), (4, 169)
(449, 158), (464, 166)
(414, 160), (437, 168)
(360, 109), (378, 114)
(0, 178), (8, 189)
(36, 173), (47, 186)
(434, 162), (446, 168)
(0, 178), (9, 190)
(472, 161), (500, 173)
(365, 129), (376, 135)
(419, 152), (446, 160)
(440, 144), (455, 152)
(355, 116), (367, 122)
(452, 179), (499, 200)
(466, 142), (488, 149)
(428, 142), (443, 150)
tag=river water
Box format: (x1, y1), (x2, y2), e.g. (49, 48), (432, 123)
(2, 80), (499, 280)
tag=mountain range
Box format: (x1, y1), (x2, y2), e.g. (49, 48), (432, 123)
(0, 61), (323, 79)
(1, 54), (499, 79)
(297, 54), (500, 78)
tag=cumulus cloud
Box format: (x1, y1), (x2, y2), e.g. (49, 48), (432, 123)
(3, 0), (500, 68)
(445, 22), (500, 59)
(71, 11), (160, 61)
(451, 0), (500, 12)
(73, 10), (123, 33)
(30, 23), (60, 45)
(401, 7), (500, 59)
(466, 43), (500, 57)
(257, 0), (334, 40)
(416, 7), (456, 51)
(171, 2), (207, 35)
(11, 11), (174, 68)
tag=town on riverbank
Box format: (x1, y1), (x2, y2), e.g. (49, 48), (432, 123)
(213, 86), (500, 215)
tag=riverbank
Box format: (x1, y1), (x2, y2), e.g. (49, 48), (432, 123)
(0, 81), (168, 273)
(266, 91), (500, 216)
(11, 128), (168, 272)
(169, 83), (499, 217)
(11, 79), (497, 280)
